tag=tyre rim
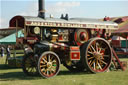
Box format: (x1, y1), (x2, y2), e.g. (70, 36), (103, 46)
(39, 53), (59, 77)
(86, 39), (112, 72)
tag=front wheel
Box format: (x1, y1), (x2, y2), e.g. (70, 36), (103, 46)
(38, 51), (60, 78)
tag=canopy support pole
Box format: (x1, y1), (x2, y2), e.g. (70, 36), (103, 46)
(126, 34), (128, 52)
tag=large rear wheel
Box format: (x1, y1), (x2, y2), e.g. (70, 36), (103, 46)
(81, 38), (112, 73)
(38, 51), (60, 78)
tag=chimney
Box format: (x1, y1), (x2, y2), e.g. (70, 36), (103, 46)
(38, 0), (45, 18)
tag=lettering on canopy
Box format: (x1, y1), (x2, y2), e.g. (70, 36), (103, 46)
(25, 21), (117, 29)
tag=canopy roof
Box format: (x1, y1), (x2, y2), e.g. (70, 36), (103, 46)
(0, 30), (24, 44)
(0, 27), (22, 39)
(9, 15), (118, 29)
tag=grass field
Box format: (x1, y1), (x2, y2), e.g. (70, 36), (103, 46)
(0, 57), (128, 85)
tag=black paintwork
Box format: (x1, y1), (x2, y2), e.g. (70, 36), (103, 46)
(34, 41), (50, 55)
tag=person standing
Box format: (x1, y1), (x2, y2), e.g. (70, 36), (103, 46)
(5, 45), (11, 64)
(1, 46), (5, 57)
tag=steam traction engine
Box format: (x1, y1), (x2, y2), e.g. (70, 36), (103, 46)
(9, 0), (118, 78)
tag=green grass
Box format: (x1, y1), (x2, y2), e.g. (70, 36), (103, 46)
(0, 57), (128, 85)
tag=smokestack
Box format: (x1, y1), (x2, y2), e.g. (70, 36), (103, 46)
(38, 0), (45, 18)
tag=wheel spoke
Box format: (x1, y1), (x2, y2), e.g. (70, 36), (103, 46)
(51, 68), (55, 73)
(49, 69), (52, 74)
(50, 56), (54, 61)
(42, 58), (48, 63)
(104, 55), (109, 57)
(47, 70), (49, 75)
(88, 51), (93, 55)
(48, 54), (51, 62)
(32, 68), (36, 73)
(31, 67), (34, 72)
(99, 59), (107, 65)
(89, 60), (92, 65)
(91, 45), (96, 52)
(98, 62), (102, 70)
(89, 47), (93, 52)
(93, 62), (96, 70)
(52, 60), (56, 63)
(27, 67), (30, 72)
(90, 59), (95, 66)
(98, 48), (102, 53)
(96, 43), (99, 52)
(41, 68), (45, 72)
(40, 65), (47, 68)
(93, 41), (96, 50)
(96, 59), (98, 69)
(44, 70), (47, 74)
(32, 67), (35, 72)
(88, 56), (94, 60)
(40, 61), (45, 64)
(30, 67), (33, 72)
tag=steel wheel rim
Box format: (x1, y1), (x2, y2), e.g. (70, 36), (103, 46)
(86, 39), (112, 72)
(39, 52), (60, 78)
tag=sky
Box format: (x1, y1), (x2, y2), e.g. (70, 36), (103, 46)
(0, 0), (128, 28)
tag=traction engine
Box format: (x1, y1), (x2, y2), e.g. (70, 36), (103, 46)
(9, 0), (118, 78)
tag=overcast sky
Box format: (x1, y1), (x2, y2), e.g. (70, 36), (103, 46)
(0, 0), (128, 28)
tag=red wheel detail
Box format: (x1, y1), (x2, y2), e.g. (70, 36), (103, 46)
(80, 32), (87, 41)
(74, 32), (81, 45)
(38, 51), (60, 78)
(74, 29), (89, 46)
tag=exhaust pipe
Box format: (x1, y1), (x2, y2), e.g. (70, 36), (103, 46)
(38, 0), (45, 18)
